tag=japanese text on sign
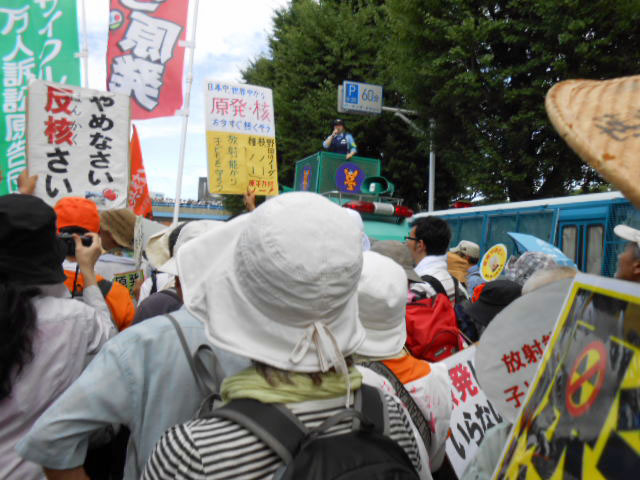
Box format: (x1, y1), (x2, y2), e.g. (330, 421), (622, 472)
(442, 347), (504, 479)
(494, 274), (640, 480)
(0, 1), (81, 195)
(204, 81), (279, 196)
(107, 0), (188, 119)
(27, 80), (130, 208)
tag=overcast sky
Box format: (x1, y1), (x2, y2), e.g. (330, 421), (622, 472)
(83, 0), (289, 199)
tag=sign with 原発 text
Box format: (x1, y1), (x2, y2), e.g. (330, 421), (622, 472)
(493, 273), (640, 480)
(204, 80), (279, 195)
(27, 80), (130, 209)
(107, 0), (188, 119)
(441, 346), (505, 479)
(0, 1), (81, 195)
(341, 80), (383, 115)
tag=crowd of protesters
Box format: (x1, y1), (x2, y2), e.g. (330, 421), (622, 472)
(2, 183), (640, 480)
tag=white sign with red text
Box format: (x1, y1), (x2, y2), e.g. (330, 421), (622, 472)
(441, 346), (505, 478)
(27, 80), (130, 208)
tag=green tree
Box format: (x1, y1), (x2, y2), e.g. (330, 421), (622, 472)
(385, 0), (640, 202)
(243, 0), (436, 210)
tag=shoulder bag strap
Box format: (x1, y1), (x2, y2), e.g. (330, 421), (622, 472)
(166, 313), (220, 398)
(360, 361), (431, 449)
(419, 274), (447, 297)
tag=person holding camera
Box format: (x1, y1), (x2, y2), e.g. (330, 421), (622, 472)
(55, 197), (136, 331)
(323, 119), (358, 159)
(0, 194), (116, 479)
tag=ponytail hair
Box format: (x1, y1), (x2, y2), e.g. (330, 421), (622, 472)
(0, 280), (40, 401)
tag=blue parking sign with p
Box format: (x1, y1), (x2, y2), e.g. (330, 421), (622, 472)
(345, 83), (359, 104)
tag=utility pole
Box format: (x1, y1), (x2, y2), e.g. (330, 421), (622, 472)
(382, 107), (436, 211)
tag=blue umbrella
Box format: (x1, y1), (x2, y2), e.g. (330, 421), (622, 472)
(507, 232), (576, 267)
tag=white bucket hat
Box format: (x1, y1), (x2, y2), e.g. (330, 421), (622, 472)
(158, 220), (222, 275)
(356, 251), (408, 357)
(177, 192), (366, 373)
(614, 224), (640, 247)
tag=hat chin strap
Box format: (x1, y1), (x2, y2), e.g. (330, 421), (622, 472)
(290, 321), (352, 407)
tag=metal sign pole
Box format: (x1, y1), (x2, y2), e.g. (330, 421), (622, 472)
(79, 0), (89, 87)
(172, 0), (200, 225)
(428, 119), (435, 212)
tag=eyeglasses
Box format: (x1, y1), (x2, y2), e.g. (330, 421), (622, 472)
(404, 236), (418, 242)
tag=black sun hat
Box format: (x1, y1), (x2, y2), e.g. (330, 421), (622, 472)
(0, 194), (66, 285)
(463, 279), (522, 329)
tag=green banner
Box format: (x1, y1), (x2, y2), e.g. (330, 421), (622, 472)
(0, 0), (81, 195)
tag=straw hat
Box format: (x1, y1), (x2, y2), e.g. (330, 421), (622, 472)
(545, 76), (640, 207)
(356, 251), (408, 358)
(100, 208), (137, 249)
(177, 192), (366, 373)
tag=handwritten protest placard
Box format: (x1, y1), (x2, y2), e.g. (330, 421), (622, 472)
(204, 80), (278, 196)
(27, 80), (130, 208)
(493, 273), (640, 479)
(442, 346), (504, 478)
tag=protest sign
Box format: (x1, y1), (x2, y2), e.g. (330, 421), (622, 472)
(27, 80), (130, 208)
(442, 346), (505, 478)
(204, 80), (279, 196)
(493, 273), (640, 479)
(0, 1), (81, 195)
(113, 269), (144, 299)
(475, 279), (573, 423)
(107, 0), (188, 119)
(480, 244), (508, 282)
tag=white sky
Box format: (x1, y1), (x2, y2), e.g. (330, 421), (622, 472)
(82, 0), (289, 199)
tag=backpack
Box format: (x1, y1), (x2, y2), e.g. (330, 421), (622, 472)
(205, 385), (421, 480)
(406, 275), (465, 362)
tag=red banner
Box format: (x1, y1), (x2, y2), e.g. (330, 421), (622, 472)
(107, 0), (189, 119)
(128, 125), (153, 217)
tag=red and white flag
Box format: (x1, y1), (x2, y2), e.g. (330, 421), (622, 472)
(128, 125), (153, 217)
(107, 0), (189, 119)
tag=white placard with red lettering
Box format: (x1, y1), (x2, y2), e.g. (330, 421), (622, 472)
(441, 346), (505, 478)
(27, 80), (130, 208)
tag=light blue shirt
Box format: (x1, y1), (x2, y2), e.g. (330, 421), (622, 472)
(17, 307), (250, 479)
(466, 264), (484, 293)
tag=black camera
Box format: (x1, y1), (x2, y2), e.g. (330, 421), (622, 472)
(58, 232), (93, 257)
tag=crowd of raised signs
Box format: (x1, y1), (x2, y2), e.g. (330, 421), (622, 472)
(1, 182), (640, 480)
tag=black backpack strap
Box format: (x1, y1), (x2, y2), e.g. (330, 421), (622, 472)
(419, 274), (446, 296)
(360, 362), (431, 449)
(358, 384), (388, 436)
(210, 399), (307, 464)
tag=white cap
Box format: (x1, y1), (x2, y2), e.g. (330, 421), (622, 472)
(614, 224), (640, 247)
(158, 221), (222, 275)
(450, 240), (480, 260)
(356, 251), (408, 358)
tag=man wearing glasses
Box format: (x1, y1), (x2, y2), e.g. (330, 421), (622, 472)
(406, 216), (460, 303)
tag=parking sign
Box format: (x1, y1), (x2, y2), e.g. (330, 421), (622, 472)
(340, 81), (383, 114)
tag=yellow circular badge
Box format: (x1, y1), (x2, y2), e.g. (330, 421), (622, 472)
(480, 243), (508, 281)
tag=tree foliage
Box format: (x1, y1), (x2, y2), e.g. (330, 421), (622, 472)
(243, 0), (640, 207)
(386, 0), (640, 202)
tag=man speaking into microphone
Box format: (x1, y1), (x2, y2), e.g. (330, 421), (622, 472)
(323, 119), (358, 159)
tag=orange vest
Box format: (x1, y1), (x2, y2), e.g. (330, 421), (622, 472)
(382, 353), (432, 384)
(64, 270), (135, 331)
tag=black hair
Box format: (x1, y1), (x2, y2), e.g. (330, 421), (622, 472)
(168, 222), (189, 258)
(0, 280), (40, 401)
(412, 216), (451, 255)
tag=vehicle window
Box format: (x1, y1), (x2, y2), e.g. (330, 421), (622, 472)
(586, 224), (604, 274)
(561, 226), (577, 262)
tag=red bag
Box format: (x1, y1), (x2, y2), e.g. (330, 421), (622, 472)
(405, 293), (464, 362)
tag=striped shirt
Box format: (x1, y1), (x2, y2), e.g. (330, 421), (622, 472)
(143, 393), (427, 480)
